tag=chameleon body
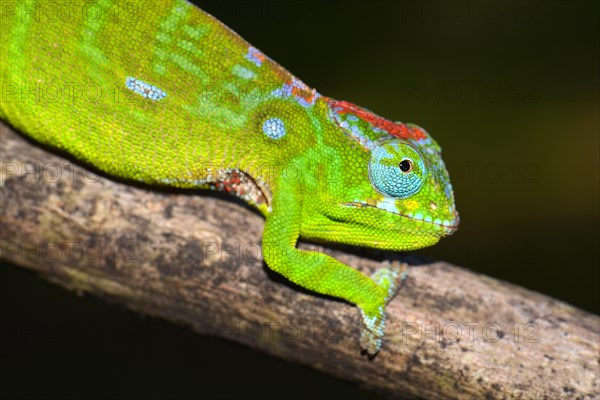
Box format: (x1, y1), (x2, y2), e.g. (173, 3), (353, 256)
(0, 0), (459, 354)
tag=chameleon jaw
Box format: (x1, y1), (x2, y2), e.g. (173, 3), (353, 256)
(343, 200), (459, 234)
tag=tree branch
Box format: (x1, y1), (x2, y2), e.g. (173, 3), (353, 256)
(1, 121), (598, 399)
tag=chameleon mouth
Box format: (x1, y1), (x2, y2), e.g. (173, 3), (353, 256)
(343, 201), (459, 234)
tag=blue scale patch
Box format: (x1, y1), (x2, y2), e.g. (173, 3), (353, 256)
(262, 117), (286, 139)
(246, 46), (264, 67)
(270, 77), (319, 108)
(126, 77), (167, 101)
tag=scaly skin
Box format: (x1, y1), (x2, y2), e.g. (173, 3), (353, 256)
(0, 0), (459, 355)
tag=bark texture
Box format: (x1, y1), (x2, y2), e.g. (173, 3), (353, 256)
(1, 121), (598, 399)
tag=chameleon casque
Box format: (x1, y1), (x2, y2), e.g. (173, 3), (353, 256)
(0, 0), (459, 355)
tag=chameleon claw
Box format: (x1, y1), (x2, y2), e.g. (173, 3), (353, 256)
(359, 306), (386, 356)
(359, 261), (410, 356)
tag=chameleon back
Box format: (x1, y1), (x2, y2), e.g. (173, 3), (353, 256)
(0, 0), (321, 214)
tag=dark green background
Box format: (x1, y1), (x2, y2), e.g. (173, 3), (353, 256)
(2, 1), (598, 399)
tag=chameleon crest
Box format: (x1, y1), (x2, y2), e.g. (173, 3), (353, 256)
(0, 0), (458, 355)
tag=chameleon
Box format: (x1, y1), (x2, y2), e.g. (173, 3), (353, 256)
(0, 0), (459, 355)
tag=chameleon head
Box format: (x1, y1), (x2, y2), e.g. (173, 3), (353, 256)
(323, 99), (459, 251)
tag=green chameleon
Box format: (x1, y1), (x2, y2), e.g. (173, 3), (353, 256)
(0, 0), (458, 355)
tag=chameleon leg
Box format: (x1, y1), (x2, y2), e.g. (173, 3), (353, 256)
(262, 188), (400, 355)
(360, 261), (409, 354)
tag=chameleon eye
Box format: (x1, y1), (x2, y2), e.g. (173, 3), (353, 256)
(368, 141), (425, 199)
(399, 159), (413, 173)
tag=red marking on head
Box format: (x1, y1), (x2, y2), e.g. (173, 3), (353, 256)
(288, 78), (317, 105)
(328, 99), (427, 141)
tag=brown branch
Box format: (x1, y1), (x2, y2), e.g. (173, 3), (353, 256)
(1, 121), (598, 399)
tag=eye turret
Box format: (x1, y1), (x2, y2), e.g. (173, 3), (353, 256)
(368, 140), (425, 199)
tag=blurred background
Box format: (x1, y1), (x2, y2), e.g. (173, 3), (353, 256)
(2, 1), (598, 399)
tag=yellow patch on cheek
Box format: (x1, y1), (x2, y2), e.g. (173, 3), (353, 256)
(404, 200), (419, 211)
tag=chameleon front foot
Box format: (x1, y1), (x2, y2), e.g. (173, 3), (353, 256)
(359, 261), (409, 356)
